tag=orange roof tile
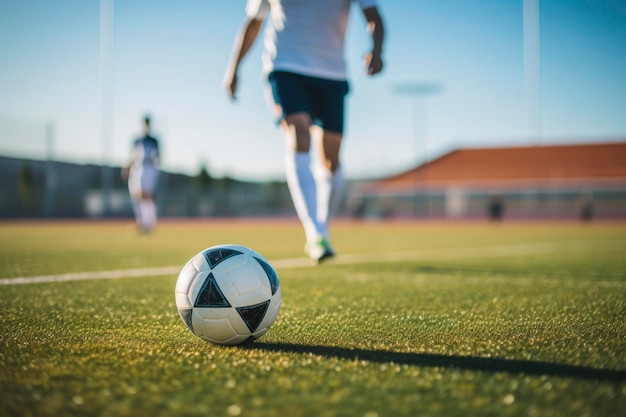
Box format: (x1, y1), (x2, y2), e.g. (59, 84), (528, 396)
(369, 142), (626, 190)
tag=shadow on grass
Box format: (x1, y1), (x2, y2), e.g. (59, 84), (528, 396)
(244, 342), (625, 382)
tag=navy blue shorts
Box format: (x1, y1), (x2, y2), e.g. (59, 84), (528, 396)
(267, 71), (350, 134)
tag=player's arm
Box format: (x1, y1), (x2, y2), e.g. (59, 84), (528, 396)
(121, 156), (134, 181)
(223, 16), (264, 100)
(153, 142), (161, 168)
(121, 141), (138, 181)
(362, 6), (385, 76)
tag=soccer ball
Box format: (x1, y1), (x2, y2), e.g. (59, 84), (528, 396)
(175, 244), (282, 345)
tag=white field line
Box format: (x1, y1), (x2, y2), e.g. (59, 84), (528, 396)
(0, 241), (606, 286)
(0, 266), (182, 285)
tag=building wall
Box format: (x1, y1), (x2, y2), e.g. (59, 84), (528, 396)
(349, 185), (626, 220)
(0, 156), (295, 219)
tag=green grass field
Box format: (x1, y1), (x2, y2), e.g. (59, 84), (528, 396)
(1, 219), (625, 417)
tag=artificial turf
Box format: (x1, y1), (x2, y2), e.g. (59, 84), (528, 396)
(0, 220), (624, 416)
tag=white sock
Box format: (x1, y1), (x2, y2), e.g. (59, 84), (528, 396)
(315, 164), (345, 240)
(140, 200), (156, 231)
(132, 200), (142, 227)
(329, 164), (345, 221)
(314, 164), (332, 239)
(285, 152), (319, 243)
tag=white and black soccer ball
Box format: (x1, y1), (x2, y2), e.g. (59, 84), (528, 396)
(175, 244), (281, 346)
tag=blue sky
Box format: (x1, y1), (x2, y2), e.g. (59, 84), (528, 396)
(1, 0), (625, 180)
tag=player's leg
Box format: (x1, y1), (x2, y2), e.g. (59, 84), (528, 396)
(128, 169), (143, 229)
(139, 195), (156, 232)
(139, 169), (158, 233)
(314, 128), (344, 240)
(310, 77), (349, 260)
(268, 72), (325, 259)
(131, 195), (142, 229)
(280, 113), (320, 247)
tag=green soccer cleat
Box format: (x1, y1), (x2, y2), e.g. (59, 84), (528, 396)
(306, 236), (336, 265)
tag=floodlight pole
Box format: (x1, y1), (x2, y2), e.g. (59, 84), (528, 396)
(393, 82), (441, 218)
(45, 120), (56, 217)
(100, 0), (115, 217)
(523, 0), (541, 144)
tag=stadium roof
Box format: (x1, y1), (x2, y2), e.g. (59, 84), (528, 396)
(365, 141), (626, 191)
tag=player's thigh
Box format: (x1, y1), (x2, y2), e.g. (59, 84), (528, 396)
(316, 130), (342, 171)
(140, 168), (159, 196)
(267, 71), (312, 121)
(310, 78), (349, 134)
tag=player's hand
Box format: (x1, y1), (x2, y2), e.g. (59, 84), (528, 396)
(364, 52), (383, 76)
(224, 72), (238, 100)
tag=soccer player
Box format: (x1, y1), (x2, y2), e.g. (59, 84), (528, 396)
(224, 0), (385, 264)
(123, 115), (160, 234)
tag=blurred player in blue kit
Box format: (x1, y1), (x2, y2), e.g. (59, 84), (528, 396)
(122, 115), (160, 234)
(224, 0), (385, 264)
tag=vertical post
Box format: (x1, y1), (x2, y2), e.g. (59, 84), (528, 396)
(410, 97), (428, 217)
(100, 0), (115, 216)
(524, 0), (541, 144)
(393, 83), (441, 218)
(45, 120), (56, 217)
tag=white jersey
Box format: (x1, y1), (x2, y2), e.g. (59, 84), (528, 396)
(130, 136), (160, 169)
(246, 0), (377, 80)
(128, 135), (160, 195)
